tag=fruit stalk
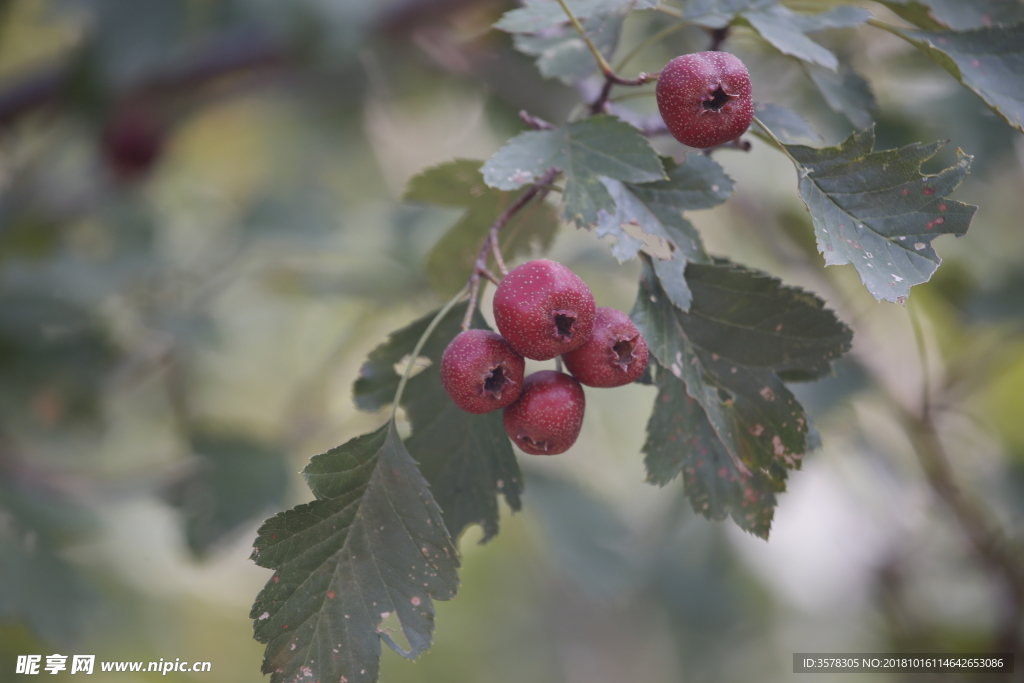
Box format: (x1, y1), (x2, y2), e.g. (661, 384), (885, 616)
(461, 167), (561, 330)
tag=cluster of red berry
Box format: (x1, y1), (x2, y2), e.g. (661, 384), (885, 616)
(441, 260), (648, 455)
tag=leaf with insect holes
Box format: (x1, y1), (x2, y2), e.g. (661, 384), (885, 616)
(881, 23), (1024, 133)
(878, 0), (1024, 31)
(250, 424), (458, 683)
(481, 115), (666, 226)
(596, 154), (733, 310)
(782, 127), (977, 303)
(495, 0), (657, 85)
(405, 160), (558, 297)
(353, 303), (522, 543)
(643, 359), (782, 537)
(683, 0), (871, 71)
(631, 259), (851, 538)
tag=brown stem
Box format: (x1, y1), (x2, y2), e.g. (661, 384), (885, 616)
(896, 401), (1024, 654)
(519, 110), (556, 130)
(702, 137), (752, 154)
(589, 71), (657, 115)
(461, 167), (561, 330)
(707, 26), (730, 51)
(0, 27), (284, 128)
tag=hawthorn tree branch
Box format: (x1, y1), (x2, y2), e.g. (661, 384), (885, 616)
(0, 27), (285, 127)
(461, 167), (561, 330)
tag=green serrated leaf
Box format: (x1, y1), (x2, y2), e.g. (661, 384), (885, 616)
(407, 160), (558, 296)
(513, 13), (626, 85)
(595, 154), (731, 309)
(643, 360), (780, 538)
(742, 5), (871, 71)
(684, 1), (870, 70)
(631, 259), (851, 535)
(803, 62), (877, 130)
(494, 0), (635, 33)
(166, 430), (289, 556)
(495, 0), (656, 84)
(884, 23), (1024, 133)
(482, 116), (666, 226)
(353, 303), (523, 542)
(783, 127), (977, 303)
(878, 0), (1024, 30)
(753, 101), (822, 144)
(251, 424), (459, 683)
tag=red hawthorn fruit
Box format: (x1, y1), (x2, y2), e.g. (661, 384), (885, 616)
(441, 329), (525, 414)
(655, 51), (754, 149)
(492, 259), (596, 361)
(101, 103), (165, 180)
(503, 370), (585, 455)
(562, 307), (648, 387)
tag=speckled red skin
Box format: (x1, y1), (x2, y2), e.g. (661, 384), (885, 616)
(656, 51), (753, 149)
(441, 329), (525, 414)
(493, 260), (596, 361)
(503, 371), (585, 455)
(562, 307), (648, 388)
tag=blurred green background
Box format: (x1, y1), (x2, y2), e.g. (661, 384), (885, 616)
(1, 0), (1022, 681)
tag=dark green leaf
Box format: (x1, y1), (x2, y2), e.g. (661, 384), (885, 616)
(166, 430), (290, 556)
(783, 128), (977, 303)
(884, 23), (1024, 133)
(0, 475), (97, 645)
(631, 259), (852, 538)
(524, 470), (637, 596)
(406, 160), (558, 297)
(753, 102), (822, 144)
(595, 154), (732, 309)
(878, 0), (1024, 30)
(742, 5), (871, 71)
(353, 303), (523, 542)
(683, 1), (870, 70)
(495, 0), (656, 84)
(643, 361), (780, 538)
(0, 530), (96, 646)
(803, 63), (877, 130)
(481, 116), (666, 226)
(251, 424), (458, 683)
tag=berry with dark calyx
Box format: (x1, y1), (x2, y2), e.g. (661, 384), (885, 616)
(503, 370), (585, 455)
(562, 307), (648, 388)
(441, 329), (525, 414)
(493, 259), (596, 361)
(655, 51), (753, 149)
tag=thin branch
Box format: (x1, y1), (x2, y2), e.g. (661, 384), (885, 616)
(461, 167), (561, 330)
(895, 400), (1024, 654)
(519, 109), (556, 130)
(554, 0), (616, 79)
(394, 284), (469, 417)
(0, 26), (284, 127)
(702, 137), (752, 154)
(707, 26), (730, 51)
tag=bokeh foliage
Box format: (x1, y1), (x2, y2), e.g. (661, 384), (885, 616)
(1, 0), (1023, 681)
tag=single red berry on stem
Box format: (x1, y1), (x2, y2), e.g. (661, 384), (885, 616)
(441, 329), (525, 414)
(503, 370), (585, 455)
(493, 259), (596, 361)
(562, 307), (648, 388)
(655, 51), (753, 149)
